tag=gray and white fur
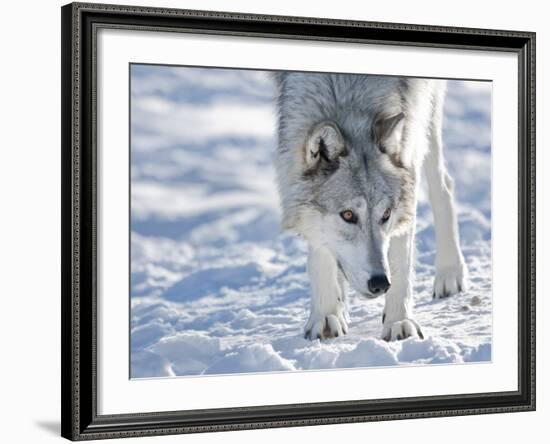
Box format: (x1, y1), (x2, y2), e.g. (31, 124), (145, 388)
(273, 72), (468, 341)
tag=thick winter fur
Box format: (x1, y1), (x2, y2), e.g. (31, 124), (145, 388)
(274, 72), (468, 341)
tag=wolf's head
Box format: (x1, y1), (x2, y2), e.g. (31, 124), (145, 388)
(274, 73), (419, 298)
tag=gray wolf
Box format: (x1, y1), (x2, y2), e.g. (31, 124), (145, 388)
(273, 72), (468, 341)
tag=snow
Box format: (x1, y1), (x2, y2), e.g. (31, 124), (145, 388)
(130, 65), (492, 378)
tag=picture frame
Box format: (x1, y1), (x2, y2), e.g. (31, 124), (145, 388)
(61, 2), (536, 440)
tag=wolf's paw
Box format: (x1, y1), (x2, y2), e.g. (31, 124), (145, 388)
(433, 260), (468, 299)
(304, 311), (348, 340)
(382, 319), (423, 342)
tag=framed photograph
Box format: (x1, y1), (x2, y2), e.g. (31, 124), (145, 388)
(61, 2), (536, 440)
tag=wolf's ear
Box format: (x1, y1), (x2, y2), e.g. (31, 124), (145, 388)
(304, 121), (346, 170)
(373, 112), (405, 154)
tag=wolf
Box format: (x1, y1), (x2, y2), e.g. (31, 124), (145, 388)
(273, 72), (468, 341)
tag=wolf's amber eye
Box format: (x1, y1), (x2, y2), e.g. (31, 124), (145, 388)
(381, 207), (392, 223)
(340, 210), (357, 224)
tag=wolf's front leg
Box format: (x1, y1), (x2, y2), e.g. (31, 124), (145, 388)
(304, 245), (348, 340)
(382, 227), (424, 341)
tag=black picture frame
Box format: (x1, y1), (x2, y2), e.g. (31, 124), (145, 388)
(61, 2), (536, 440)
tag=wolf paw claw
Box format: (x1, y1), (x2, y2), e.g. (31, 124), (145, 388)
(382, 319), (423, 342)
(304, 312), (348, 340)
(433, 261), (468, 299)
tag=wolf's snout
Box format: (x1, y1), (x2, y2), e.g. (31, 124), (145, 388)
(367, 274), (391, 295)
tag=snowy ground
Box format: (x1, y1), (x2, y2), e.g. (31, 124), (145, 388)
(130, 65), (492, 378)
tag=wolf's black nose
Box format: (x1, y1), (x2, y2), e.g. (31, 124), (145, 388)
(368, 275), (391, 295)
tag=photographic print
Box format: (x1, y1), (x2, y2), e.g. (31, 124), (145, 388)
(62, 5), (535, 438)
(129, 65), (492, 378)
